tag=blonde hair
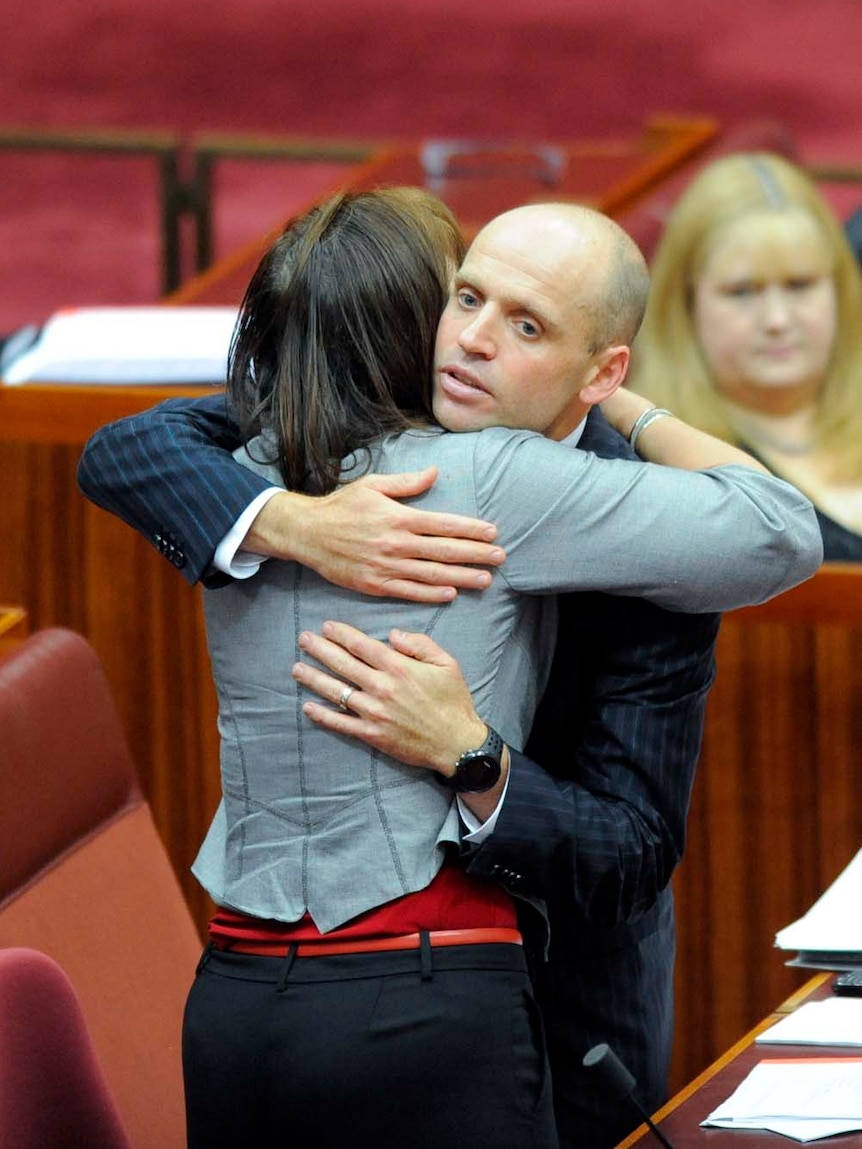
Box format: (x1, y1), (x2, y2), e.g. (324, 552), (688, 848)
(630, 152), (862, 479)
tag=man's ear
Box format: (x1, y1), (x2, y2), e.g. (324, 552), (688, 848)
(578, 345), (630, 406)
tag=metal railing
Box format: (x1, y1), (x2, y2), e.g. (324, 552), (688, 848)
(3, 125), (861, 297)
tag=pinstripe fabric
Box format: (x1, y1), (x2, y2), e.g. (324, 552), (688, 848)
(465, 411), (721, 1148)
(77, 394), (267, 587)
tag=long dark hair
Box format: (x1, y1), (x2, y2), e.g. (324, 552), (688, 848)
(227, 186), (465, 494)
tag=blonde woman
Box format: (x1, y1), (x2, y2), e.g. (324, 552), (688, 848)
(631, 151), (862, 559)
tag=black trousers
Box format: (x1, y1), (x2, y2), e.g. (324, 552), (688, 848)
(183, 941), (558, 1149)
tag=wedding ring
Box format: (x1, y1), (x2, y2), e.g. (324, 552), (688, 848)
(338, 685), (355, 712)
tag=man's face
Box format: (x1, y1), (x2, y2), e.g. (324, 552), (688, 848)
(433, 212), (607, 441)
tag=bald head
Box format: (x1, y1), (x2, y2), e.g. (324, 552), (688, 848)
(434, 201), (645, 439)
(472, 203), (649, 352)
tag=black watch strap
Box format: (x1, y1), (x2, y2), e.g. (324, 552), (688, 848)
(437, 725), (504, 794)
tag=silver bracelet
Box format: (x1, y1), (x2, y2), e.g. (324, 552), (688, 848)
(629, 407), (673, 455)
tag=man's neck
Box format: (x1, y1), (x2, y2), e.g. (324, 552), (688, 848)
(558, 415), (588, 448)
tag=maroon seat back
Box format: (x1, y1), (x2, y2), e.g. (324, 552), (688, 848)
(0, 947), (133, 1149)
(0, 629), (202, 1149)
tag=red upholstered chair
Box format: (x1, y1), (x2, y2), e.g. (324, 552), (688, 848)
(0, 628), (203, 1149)
(0, 947), (132, 1148)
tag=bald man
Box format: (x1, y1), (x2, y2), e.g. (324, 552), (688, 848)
(434, 203), (648, 438)
(78, 202), (819, 1148)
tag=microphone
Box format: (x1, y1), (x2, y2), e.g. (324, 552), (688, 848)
(582, 1043), (677, 1149)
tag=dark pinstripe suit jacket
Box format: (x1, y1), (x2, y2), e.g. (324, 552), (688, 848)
(466, 409), (720, 1148)
(77, 397), (720, 1149)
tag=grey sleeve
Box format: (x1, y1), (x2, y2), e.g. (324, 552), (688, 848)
(472, 429), (823, 612)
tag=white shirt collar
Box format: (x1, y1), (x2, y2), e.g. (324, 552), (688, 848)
(559, 415), (588, 449)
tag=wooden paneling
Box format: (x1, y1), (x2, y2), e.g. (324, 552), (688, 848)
(80, 507), (222, 930)
(670, 565), (862, 1091)
(0, 441), (220, 930)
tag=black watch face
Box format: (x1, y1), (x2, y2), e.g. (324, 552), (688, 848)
(455, 753), (501, 793)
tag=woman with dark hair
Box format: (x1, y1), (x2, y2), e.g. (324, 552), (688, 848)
(134, 188), (814, 1149)
(190, 188), (565, 1149)
(228, 186), (460, 493)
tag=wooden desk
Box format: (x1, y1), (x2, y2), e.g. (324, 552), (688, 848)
(320, 116), (718, 237)
(0, 604), (28, 657)
(671, 564), (862, 1090)
(185, 116), (716, 273)
(0, 116), (716, 932)
(169, 116), (717, 309)
(617, 974), (862, 1147)
(0, 382), (215, 445)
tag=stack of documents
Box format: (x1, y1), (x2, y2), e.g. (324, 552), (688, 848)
(2, 306), (239, 385)
(756, 998), (862, 1047)
(703, 1058), (862, 1141)
(775, 847), (862, 969)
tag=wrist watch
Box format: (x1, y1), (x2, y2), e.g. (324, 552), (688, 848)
(437, 725), (504, 793)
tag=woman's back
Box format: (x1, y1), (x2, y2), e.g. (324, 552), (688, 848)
(199, 427), (554, 931)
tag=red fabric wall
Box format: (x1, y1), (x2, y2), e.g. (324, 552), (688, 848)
(1, 0), (860, 330)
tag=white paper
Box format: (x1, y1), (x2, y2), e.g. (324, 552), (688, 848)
(702, 1058), (862, 1142)
(3, 306), (239, 385)
(756, 999), (862, 1046)
(705, 1115), (862, 1142)
(776, 848), (862, 954)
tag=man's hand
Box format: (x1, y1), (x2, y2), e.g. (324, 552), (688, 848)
(292, 622), (488, 773)
(245, 467), (505, 604)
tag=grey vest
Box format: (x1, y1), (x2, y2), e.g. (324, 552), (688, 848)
(194, 430), (555, 932)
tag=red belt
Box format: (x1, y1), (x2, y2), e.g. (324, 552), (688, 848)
(213, 926), (523, 958)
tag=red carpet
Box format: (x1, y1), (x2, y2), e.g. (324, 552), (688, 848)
(1, 0), (861, 332)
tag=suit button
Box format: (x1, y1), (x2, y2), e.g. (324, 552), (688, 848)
(153, 529), (186, 569)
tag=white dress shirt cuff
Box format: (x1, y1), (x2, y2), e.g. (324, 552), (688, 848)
(212, 487), (282, 578)
(458, 769), (511, 843)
